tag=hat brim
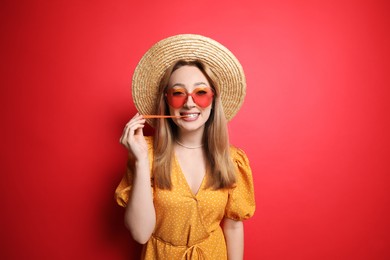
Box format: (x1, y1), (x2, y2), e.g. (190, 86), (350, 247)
(132, 34), (246, 126)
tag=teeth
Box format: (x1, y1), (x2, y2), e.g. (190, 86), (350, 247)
(186, 114), (198, 118)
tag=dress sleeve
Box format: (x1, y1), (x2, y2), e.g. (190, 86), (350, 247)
(225, 147), (256, 221)
(114, 136), (154, 207)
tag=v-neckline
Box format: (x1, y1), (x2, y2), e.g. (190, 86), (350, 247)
(174, 155), (206, 197)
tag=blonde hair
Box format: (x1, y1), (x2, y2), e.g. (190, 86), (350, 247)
(152, 60), (236, 189)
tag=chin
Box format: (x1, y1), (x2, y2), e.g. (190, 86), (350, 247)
(177, 122), (205, 133)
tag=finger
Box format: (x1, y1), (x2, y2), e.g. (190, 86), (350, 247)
(124, 122), (145, 145)
(120, 113), (144, 147)
(125, 119), (146, 135)
(120, 122), (134, 145)
(120, 121), (132, 143)
(125, 116), (146, 128)
(120, 121), (138, 146)
(134, 124), (145, 136)
(126, 122), (145, 139)
(123, 115), (145, 135)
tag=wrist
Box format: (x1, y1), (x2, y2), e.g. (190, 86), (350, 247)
(134, 158), (150, 170)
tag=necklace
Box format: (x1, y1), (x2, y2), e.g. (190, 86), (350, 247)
(175, 140), (204, 149)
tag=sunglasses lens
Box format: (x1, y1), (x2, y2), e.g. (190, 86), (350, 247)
(191, 88), (214, 108)
(166, 88), (187, 108)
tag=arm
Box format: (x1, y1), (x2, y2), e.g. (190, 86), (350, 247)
(222, 217), (244, 260)
(124, 158), (155, 244)
(120, 114), (156, 244)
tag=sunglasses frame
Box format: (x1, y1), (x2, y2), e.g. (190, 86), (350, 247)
(165, 86), (215, 108)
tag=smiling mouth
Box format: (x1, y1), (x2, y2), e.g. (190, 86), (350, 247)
(181, 113), (199, 119)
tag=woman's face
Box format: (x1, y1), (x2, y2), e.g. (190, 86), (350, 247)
(166, 65), (213, 134)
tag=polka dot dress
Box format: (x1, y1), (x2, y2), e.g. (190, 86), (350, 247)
(115, 136), (255, 259)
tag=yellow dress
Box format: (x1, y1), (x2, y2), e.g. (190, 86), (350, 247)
(115, 136), (255, 259)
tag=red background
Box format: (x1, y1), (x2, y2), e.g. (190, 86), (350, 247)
(1, 0), (389, 259)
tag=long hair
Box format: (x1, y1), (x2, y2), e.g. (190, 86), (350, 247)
(152, 60), (236, 189)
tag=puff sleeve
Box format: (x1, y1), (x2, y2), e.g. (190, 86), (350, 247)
(225, 147), (256, 220)
(114, 136), (154, 207)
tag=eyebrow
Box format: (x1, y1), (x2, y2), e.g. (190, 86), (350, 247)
(171, 83), (185, 88)
(170, 82), (208, 88)
(194, 82), (208, 86)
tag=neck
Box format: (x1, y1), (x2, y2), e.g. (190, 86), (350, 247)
(176, 128), (204, 148)
(175, 140), (203, 149)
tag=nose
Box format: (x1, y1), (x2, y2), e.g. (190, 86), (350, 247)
(184, 95), (196, 108)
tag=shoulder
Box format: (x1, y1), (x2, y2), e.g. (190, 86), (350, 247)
(229, 145), (250, 164)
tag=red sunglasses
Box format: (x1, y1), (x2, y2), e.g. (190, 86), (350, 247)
(165, 87), (214, 108)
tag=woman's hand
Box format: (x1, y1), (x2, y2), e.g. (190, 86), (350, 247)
(119, 113), (148, 161)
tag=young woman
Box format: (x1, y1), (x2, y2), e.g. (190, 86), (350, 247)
(116, 34), (255, 259)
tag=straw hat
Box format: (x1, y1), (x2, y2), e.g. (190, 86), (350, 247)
(132, 34), (246, 126)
